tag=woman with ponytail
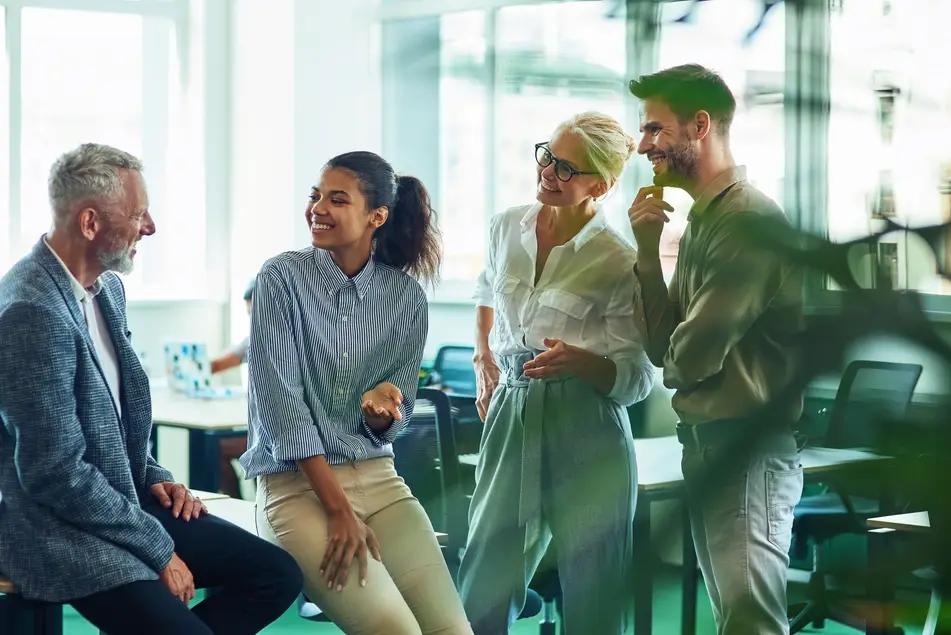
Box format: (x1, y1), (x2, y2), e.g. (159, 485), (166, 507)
(240, 151), (471, 634)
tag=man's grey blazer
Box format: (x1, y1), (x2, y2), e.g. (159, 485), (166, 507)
(0, 238), (176, 602)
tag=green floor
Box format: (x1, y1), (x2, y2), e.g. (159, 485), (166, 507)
(58, 565), (928, 634)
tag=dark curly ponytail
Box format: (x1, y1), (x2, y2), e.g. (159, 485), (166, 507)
(324, 151), (442, 285)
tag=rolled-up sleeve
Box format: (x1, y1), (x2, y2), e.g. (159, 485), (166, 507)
(248, 268), (326, 462)
(663, 212), (781, 390)
(604, 270), (656, 407)
(362, 295), (428, 445)
(473, 214), (502, 308)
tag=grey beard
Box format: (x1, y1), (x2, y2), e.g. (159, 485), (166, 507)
(99, 246), (134, 275)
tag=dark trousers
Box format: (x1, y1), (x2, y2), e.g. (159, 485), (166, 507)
(70, 498), (302, 635)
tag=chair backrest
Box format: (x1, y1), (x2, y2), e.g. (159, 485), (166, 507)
(392, 388), (468, 559)
(431, 346), (477, 396)
(824, 360), (922, 450)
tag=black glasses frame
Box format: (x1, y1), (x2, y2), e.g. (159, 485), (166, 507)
(534, 142), (599, 182)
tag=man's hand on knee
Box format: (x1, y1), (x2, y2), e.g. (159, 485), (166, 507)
(159, 551), (196, 603)
(149, 482), (208, 521)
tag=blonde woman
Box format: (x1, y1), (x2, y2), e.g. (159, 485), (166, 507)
(459, 112), (655, 634)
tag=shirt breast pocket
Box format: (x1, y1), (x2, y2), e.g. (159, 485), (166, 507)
(492, 274), (522, 339)
(535, 289), (594, 345)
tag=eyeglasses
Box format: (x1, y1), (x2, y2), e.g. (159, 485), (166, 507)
(534, 142), (599, 182)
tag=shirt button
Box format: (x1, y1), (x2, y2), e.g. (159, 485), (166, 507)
(337, 388), (344, 395)
(341, 316), (348, 322)
(342, 352), (348, 358)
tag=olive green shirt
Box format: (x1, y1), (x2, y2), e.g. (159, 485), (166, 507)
(634, 166), (804, 425)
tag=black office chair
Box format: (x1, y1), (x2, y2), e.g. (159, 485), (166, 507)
(522, 559), (562, 634)
(429, 346), (477, 396)
(789, 360), (922, 633)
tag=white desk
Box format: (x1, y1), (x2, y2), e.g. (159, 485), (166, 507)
(151, 385), (248, 431)
(460, 436), (887, 491)
(205, 497), (258, 534)
(151, 385), (440, 432)
(149, 385), (249, 493)
(868, 511), (930, 534)
(867, 511), (942, 635)
(150, 381), (442, 494)
(191, 490), (229, 502)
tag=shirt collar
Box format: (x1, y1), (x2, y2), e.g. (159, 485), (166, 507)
(688, 165), (747, 219)
(313, 248), (376, 300)
(519, 201), (608, 251)
(43, 235), (102, 303)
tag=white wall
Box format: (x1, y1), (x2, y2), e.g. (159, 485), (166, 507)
(228, 0), (383, 338)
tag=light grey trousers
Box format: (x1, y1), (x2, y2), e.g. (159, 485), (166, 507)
(682, 431), (803, 635)
(458, 355), (637, 635)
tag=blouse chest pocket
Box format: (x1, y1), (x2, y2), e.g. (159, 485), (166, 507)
(534, 288), (594, 344)
(492, 273), (522, 337)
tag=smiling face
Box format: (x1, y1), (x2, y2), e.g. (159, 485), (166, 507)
(637, 98), (700, 188)
(535, 130), (607, 207)
(91, 169), (155, 275)
(305, 167), (388, 251)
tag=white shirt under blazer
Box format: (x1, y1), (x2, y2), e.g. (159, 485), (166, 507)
(474, 202), (655, 407)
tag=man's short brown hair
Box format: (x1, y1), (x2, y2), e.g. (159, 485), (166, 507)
(629, 64), (736, 136)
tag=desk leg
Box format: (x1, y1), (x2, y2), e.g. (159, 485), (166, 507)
(681, 501), (698, 635)
(634, 497), (653, 635)
(867, 528), (897, 635)
(188, 430), (221, 493)
(922, 587), (944, 635)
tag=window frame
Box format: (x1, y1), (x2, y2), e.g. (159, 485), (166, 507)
(382, 0), (659, 306)
(1, 0), (231, 305)
(794, 0), (951, 320)
(383, 0), (951, 318)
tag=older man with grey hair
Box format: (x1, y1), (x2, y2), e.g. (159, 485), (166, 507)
(0, 143), (302, 635)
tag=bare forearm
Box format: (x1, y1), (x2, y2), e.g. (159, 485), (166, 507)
(474, 306), (494, 357)
(636, 253), (680, 366)
(210, 352), (242, 374)
(297, 455), (350, 516)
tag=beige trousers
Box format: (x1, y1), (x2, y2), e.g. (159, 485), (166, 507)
(255, 457), (472, 635)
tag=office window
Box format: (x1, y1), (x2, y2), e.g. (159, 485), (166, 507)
(387, 0), (795, 295)
(3, 1), (209, 301)
(431, 2), (632, 290)
(654, 0), (786, 280)
(826, 0), (951, 294)
(19, 8), (145, 246)
(439, 11), (489, 282)
(493, 3), (628, 216)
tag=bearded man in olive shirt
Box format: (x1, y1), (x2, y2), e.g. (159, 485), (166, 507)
(628, 63), (804, 635)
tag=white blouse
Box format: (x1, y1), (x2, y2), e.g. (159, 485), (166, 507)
(474, 203), (655, 407)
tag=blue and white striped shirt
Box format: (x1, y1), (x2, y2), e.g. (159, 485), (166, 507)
(239, 247), (428, 477)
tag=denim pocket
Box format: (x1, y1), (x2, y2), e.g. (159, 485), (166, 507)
(765, 456), (804, 552)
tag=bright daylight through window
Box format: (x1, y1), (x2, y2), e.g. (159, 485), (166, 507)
(2, 1), (207, 300)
